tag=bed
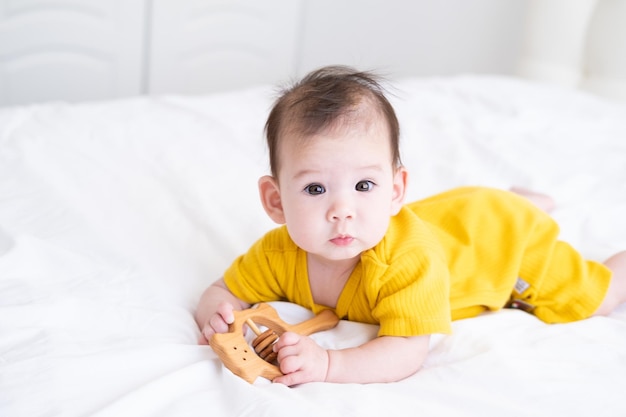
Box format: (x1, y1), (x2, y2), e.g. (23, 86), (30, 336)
(2, 2), (626, 416)
(2, 72), (626, 416)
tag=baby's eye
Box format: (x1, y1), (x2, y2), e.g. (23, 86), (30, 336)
(304, 183), (325, 195)
(355, 180), (375, 192)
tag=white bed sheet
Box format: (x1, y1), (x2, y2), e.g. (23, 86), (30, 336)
(1, 75), (625, 417)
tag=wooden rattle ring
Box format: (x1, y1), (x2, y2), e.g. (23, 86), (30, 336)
(251, 328), (279, 362)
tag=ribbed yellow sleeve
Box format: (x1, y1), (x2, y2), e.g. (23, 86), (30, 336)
(223, 226), (314, 309)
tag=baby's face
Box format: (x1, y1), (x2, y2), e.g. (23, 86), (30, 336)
(275, 114), (405, 264)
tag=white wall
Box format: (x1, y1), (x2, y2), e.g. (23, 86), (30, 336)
(516, 0), (597, 87)
(580, 0), (626, 99)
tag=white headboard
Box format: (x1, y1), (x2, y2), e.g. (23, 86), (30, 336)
(517, 0), (626, 101)
(1, 0), (625, 106)
(0, 0), (530, 106)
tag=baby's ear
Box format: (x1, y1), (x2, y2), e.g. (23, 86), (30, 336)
(390, 167), (408, 215)
(258, 175), (286, 224)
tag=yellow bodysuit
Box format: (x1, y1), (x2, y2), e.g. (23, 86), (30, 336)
(223, 187), (612, 337)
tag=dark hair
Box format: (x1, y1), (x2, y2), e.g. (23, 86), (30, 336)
(264, 65), (401, 177)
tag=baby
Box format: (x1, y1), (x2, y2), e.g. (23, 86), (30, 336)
(195, 65), (626, 386)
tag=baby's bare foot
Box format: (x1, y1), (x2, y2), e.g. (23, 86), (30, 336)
(509, 186), (555, 213)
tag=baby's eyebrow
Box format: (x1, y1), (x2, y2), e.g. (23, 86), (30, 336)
(291, 168), (321, 180)
(360, 164), (386, 172)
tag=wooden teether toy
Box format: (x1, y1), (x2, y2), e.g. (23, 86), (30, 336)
(210, 303), (339, 383)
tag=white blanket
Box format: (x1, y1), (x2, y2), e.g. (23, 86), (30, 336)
(1, 75), (626, 416)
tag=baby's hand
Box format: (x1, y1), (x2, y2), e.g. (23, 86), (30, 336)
(272, 332), (329, 386)
(198, 301), (236, 345)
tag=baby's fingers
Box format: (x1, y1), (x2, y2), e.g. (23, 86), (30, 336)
(198, 332), (210, 345)
(201, 306), (235, 345)
(209, 313), (231, 334)
(273, 369), (307, 387)
(216, 301), (236, 325)
(273, 331), (300, 351)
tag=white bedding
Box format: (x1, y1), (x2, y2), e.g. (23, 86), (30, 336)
(1, 75), (626, 417)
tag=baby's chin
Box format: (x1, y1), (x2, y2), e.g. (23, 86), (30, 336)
(309, 243), (377, 263)
(307, 248), (364, 264)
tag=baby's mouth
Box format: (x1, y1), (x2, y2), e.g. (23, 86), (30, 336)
(330, 235), (354, 246)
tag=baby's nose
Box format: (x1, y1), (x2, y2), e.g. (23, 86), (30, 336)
(327, 196), (355, 221)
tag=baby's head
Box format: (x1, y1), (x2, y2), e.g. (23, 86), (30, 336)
(259, 66), (407, 260)
(264, 65), (401, 178)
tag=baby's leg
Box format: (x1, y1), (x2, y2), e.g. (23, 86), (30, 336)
(593, 251), (626, 316)
(509, 186), (555, 213)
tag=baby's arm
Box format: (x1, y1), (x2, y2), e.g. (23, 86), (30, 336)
(273, 332), (430, 386)
(195, 278), (250, 345)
